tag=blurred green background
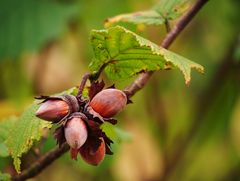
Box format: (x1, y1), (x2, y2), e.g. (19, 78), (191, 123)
(0, 0), (240, 180)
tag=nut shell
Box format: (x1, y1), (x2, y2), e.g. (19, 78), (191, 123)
(79, 138), (105, 166)
(90, 89), (127, 118)
(36, 95), (79, 122)
(64, 117), (88, 149)
(36, 100), (69, 122)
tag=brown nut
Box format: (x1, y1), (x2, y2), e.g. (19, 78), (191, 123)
(36, 95), (79, 122)
(64, 117), (88, 149)
(36, 99), (69, 122)
(89, 89), (127, 118)
(79, 138), (105, 166)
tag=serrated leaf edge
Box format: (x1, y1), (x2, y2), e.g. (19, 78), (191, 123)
(91, 26), (204, 84)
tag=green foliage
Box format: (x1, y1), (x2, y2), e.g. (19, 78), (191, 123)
(2, 87), (78, 172)
(0, 117), (17, 157)
(6, 104), (51, 173)
(90, 26), (204, 84)
(0, 143), (9, 157)
(153, 0), (190, 20)
(0, 117), (17, 142)
(105, 0), (190, 26)
(101, 122), (132, 143)
(105, 10), (165, 26)
(57, 87), (78, 96)
(0, 0), (78, 60)
(59, 86), (89, 98)
(0, 172), (11, 181)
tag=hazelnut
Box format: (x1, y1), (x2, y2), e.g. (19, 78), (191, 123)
(90, 89), (127, 118)
(79, 138), (105, 166)
(36, 95), (79, 122)
(64, 117), (88, 149)
(36, 100), (69, 122)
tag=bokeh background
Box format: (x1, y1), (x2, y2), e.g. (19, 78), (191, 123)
(0, 0), (240, 180)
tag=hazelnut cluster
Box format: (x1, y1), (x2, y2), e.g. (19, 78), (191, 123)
(35, 80), (128, 166)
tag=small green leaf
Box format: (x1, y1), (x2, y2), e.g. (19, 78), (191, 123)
(153, 0), (190, 20)
(6, 104), (51, 173)
(105, 10), (165, 26)
(0, 172), (11, 181)
(60, 87), (79, 96)
(0, 117), (18, 157)
(90, 26), (204, 84)
(0, 117), (17, 142)
(59, 86), (89, 98)
(101, 122), (117, 141)
(105, 0), (190, 26)
(101, 122), (132, 143)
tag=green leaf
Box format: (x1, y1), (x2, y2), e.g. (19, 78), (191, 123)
(105, 10), (165, 26)
(0, 117), (17, 142)
(0, 143), (9, 157)
(90, 26), (204, 84)
(101, 122), (132, 143)
(0, 117), (18, 157)
(153, 0), (190, 20)
(6, 104), (51, 173)
(0, 0), (78, 60)
(0, 172), (11, 181)
(105, 0), (190, 26)
(57, 86), (79, 96)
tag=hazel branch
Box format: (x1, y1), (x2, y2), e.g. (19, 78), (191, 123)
(124, 0), (209, 97)
(12, 143), (70, 181)
(164, 20), (171, 33)
(88, 63), (108, 82)
(77, 73), (91, 98)
(11, 0), (209, 180)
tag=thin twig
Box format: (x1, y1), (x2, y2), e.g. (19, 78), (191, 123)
(12, 0), (209, 180)
(77, 73), (91, 98)
(12, 143), (70, 181)
(124, 0), (209, 97)
(77, 64), (108, 99)
(89, 63), (108, 82)
(164, 20), (171, 33)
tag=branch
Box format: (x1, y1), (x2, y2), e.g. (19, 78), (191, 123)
(164, 20), (171, 33)
(77, 73), (91, 98)
(12, 0), (209, 180)
(124, 0), (209, 97)
(12, 143), (70, 181)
